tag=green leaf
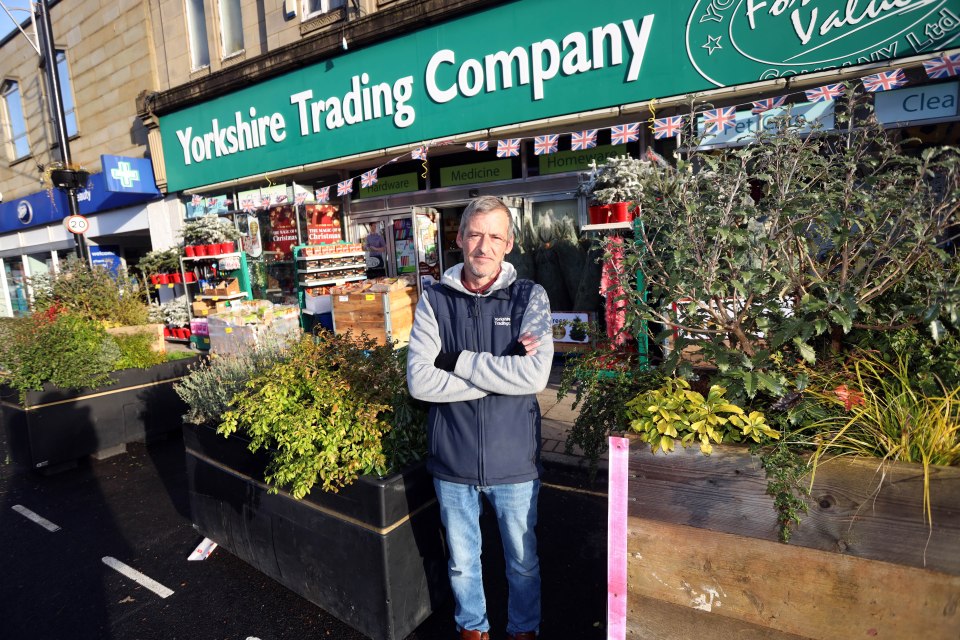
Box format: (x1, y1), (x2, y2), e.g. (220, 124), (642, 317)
(829, 310), (852, 334)
(792, 337), (816, 364)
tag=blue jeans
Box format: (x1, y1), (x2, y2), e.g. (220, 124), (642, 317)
(434, 478), (541, 635)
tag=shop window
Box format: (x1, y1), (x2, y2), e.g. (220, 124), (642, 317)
(55, 51), (77, 137)
(185, 0), (211, 70)
(1, 80), (30, 160)
(302, 0), (345, 21)
(4, 258), (30, 317)
(219, 0), (244, 58)
(508, 198), (602, 313)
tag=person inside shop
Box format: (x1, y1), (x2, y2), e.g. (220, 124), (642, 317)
(406, 195), (553, 640)
(364, 222), (387, 276)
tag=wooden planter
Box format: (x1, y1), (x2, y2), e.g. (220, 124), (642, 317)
(616, 441), (960, 639)
(0, 356), (199, 476)
(182, 422), (448, 640)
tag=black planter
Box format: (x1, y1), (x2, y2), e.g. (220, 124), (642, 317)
(182, 422), (448, 640)
(0, 356), (199, 476)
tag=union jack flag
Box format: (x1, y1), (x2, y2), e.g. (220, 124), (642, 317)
(466, 141), (489, 151)
(610, 122), (640, 145)
(862, 69), (907, 92)
(241, 198), (256, 213)
(496, 138), (521, 157)
(570, 129), (598, 150)
(337, 178), (354, 196)
(702, 107), (736, 134)
(652, 116), (684, 139)
(260, 196), (272, 210)
(190, 194), (203, 207)
(361, 169), (378, 188)
(534, 134), (559, 155)
(294, 191), (308, 205)
(412, 146), (428, 160)
(923, 53), (960, 79)
(316, 187), (330, 204)
(751, 96), (787, 114)
(804, 83), (844, 103)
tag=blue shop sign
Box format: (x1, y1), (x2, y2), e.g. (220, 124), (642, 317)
(1, 155), (161, 234)
(874, 81), (958, 125)
(89, 244), (122, 276)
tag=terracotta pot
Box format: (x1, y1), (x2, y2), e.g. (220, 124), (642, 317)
(608, 201), (631, 222)
(194, 244), (208, 257)
(184, 245), (196, 257)
(171, 272), (183, 284)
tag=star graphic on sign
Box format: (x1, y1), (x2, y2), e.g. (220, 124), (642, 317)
(702, 35), (723, 55)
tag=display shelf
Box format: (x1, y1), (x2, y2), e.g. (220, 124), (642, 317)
(183, 252), (243, 261)
(196, 292), (249, 301)
(297, 262), (366, 275)
(265, 288), (282, 293)
(301, 274), (366, 287)
(581, 221), (633, 232)
(297, 250), (366, 261)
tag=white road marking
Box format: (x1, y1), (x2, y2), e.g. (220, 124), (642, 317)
(11, 505), (61, 532)
(101, 557), (175, 599)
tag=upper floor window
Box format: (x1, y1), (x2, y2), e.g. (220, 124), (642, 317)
(185, 0), (211, 70)
(55, 51), (78, 137)
(219, 0), (244, 57)
(1, 80), (30, 160)
(303, 0), (345, 20)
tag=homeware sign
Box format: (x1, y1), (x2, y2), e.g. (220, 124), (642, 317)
(160, 0), (959, 191)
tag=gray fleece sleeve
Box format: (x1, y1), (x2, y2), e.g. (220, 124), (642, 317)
(406, 288), (488, 403)
(453, 284), (554, 395)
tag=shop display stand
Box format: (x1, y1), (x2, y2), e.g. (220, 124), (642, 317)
(293, 243), (367, 332)
(180, 251), (254, 350)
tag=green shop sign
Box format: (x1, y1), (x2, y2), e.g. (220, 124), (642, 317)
(160, 0), (959, 191)
(539, 144), (626, 175)
(357, 172), (419, 198)
(440, 160), (512, 187)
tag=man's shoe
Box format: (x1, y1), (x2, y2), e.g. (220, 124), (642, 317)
(459, 630), (490, 640)
(506, 633), (537, 640)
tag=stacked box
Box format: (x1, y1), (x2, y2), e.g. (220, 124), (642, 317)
(207, 303), (301, 355)
(331, 286), (418, 346)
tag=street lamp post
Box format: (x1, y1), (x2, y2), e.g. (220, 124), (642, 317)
(32, 0), (86, 261)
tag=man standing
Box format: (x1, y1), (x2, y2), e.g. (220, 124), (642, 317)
(407, 196), (553, 640)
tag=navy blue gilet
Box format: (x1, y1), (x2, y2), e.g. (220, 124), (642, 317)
(425, 279), (542, 486)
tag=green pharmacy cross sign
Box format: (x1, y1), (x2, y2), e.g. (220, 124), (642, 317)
(159, 0), (960, 191)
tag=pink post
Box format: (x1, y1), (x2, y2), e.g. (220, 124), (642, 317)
(607, 436), (630, 640)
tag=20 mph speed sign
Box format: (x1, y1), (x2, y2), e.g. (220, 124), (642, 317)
(65, 215), (89, 235)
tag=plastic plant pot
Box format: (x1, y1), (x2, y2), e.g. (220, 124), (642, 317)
(184, 245), (196, 257)
(171, 273), (183, 284)
(608, 202), (631, 222)
(194, 244), (208, 257)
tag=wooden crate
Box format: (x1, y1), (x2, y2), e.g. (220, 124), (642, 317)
(331, 287), (418, 346)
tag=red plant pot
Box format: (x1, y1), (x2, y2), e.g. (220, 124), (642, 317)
(588, 205), (609, 225)
(184, 245), (196, 257)
(219, 241), (235, 254)
(184, 271), (197, 283)
(608, 202), (631, 222)
(150, 274), (161, 285)
(157, 273), (170, 285)
(171, 272), (183, 284)
(204, 244), (218, 256)
(163, 327), (171, 337)
(194, 244), (208, 257)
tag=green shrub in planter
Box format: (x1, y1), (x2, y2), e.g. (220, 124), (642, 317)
(0, 310), (118, 400)
(30, 258), (149, 327)
(210, 332), (426, 497)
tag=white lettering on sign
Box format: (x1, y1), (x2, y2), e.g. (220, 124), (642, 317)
(745, 0), (922, 45)
(426, 16), (654, 103)
(174, 15), (656, 167)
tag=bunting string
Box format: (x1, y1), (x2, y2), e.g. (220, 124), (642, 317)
(289, 53), (958, 205)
